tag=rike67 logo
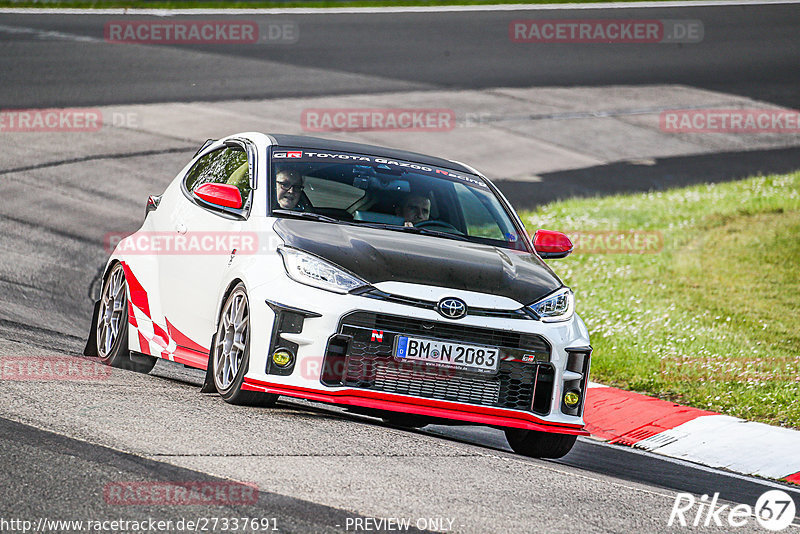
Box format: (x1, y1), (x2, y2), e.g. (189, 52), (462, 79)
(669, 490), (797, 531)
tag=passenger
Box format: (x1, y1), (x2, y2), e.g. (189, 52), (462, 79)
(397, 194), (431, 226)
(275, 168), (305, 210)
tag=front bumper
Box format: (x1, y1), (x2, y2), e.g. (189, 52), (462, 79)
(242, 378), (587, 435)
(245, 280), (591, 436)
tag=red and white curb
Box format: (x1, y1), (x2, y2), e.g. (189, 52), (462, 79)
(583, 382), (800, 485)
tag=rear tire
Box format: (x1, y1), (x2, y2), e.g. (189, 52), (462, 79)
(95, 263), (157, 373)
(504, 428), (577, 459)
(212, 284), (278, 407)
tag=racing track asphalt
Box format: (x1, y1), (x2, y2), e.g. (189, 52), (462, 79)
(1, 3), (800, 533)
(0, 416), (413, 534)
(0, 3), (799, 109)
(2, 3), (799, 210)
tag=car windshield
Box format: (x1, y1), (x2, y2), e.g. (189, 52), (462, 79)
(270, 148), (528, 251)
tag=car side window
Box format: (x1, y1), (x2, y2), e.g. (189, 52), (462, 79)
(184, 147), (251, 209)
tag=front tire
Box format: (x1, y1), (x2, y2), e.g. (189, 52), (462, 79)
(504, 428), (577, 459)
(95, 263), (156, 373)
(211, 284), (277, 407)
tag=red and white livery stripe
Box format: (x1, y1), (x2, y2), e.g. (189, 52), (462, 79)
(122, 261), (208, 368)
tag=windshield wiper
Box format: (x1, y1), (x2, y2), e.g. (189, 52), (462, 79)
(276, 213), (469, 241)
(372, 224), (470, 242)
(408, 227), (470, 241)
(272, 209), (339, 223)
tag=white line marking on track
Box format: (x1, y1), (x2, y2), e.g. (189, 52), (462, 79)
(1, 0), (799, 16)
(0, 22), (102, 42)
(587, 437), (800, 496)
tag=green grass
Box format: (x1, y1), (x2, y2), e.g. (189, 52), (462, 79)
(520, 172), (800, 429)
(0, 0), (704, 8)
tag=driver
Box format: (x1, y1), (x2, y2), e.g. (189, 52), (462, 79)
(275, 167), (305, 210)
(397, 194), (431, 226)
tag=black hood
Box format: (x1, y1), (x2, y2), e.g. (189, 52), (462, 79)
(274, 219), (562, 305)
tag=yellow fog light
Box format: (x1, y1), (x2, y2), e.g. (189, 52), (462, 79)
(272, 349), (294, 368)
(564, 390), (581, 408)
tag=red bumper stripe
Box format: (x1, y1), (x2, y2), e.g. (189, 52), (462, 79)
(243, 378), (587, 435)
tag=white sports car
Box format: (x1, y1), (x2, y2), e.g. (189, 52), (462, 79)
(86, 133), (591, 458)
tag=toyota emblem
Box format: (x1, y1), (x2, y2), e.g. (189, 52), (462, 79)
(437, 297), (467, 319)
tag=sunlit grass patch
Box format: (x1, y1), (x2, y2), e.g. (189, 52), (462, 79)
(521, 172), (800, 428)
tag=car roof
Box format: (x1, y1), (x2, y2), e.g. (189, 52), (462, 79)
(265, 133), (474, 174)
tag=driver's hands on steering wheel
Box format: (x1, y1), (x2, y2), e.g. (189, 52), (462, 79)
(414, 219), (463, 234)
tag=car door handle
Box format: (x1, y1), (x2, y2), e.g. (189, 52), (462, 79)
(175, 223), (187, 235)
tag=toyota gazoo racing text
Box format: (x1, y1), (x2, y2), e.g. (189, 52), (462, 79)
(86, 132), (591, 458)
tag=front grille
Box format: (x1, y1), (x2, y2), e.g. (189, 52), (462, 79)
(323, 312), (554, 414)
(374, 360), (501, 405)
(343, 312), (550, 352)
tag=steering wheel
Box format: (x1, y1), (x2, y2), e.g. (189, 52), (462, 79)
(414, 220), (462, 233)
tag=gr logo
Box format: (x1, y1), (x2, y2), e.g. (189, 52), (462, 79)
(273, 151), (302, 159)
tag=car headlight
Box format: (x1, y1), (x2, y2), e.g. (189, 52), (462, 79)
(278, 247), (368, 294)
(528, 287), (574, 322)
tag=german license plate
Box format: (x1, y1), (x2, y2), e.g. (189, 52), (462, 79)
(394, 336), (499, 374)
